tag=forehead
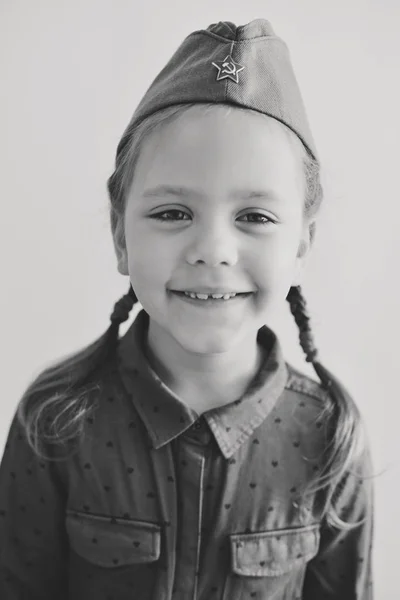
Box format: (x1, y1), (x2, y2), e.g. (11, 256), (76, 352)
(130, 106), (305, 200)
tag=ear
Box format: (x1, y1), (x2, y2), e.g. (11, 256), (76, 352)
(292, 220), (316, 286)
(112, 221), (129, 276)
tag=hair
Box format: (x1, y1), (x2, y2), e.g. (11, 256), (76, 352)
(17, 102), (369, 530)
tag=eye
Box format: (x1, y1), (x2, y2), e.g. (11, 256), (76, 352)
(239, 213), (276, 225)
(149, 210), (190, 222)
(148, 210), (276, 226)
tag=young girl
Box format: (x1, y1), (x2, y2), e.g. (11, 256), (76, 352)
(0, 18), (373, 600)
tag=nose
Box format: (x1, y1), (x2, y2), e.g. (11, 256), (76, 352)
(185, 218), (239, 266)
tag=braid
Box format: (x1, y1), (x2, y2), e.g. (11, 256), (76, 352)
(286, 285), (369, 529)
(110, 284), (138, 329)
(79, 283), (138, 368)
(286, 285), (332, 390)
(106, 284), (138, 358)
(286, 285), (319, 364)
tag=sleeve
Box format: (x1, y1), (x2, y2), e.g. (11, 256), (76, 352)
(302, 440), (374, 600)
(0, 408), (69, 599)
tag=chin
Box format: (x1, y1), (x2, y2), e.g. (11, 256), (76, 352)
(173, 325), (250, 354)
(180, 339), (236, 356)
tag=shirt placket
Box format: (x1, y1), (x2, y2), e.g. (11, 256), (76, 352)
(173, 417), (211, 599)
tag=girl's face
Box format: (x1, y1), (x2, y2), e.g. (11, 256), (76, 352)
(115, 107), (313, 355)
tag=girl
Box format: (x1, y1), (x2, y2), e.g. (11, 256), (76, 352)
(0, 18), (373, 600)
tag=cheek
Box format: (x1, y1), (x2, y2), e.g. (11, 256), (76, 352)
(253, 232), (302, 299)
(255, 229), (300, 272)
(126, 238), (172, 294)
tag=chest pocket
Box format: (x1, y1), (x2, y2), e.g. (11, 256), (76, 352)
(230, 523), (320, 577)
(66, 510), (161, 568)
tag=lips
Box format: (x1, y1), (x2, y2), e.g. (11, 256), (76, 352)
(170, 290), (253, 295)
(170, 291), (253, 308)
(171, 291), (251, 297)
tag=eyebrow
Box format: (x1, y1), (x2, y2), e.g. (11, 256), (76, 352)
(141, 184), (282, 202)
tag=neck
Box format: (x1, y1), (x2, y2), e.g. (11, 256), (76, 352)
(144, 323), (266, 412)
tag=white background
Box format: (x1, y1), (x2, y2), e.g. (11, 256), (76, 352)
(1, 1), (399, 597)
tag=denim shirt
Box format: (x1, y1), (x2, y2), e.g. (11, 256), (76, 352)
(0, 309), (374, 599)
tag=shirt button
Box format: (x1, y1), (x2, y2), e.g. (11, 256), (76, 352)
(193, 420), (202, 431)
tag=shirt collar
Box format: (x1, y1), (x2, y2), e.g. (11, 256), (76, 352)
(117, 309), (288, 459)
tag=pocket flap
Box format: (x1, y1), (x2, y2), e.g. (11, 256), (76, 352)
(66, 510), (161, 568)
(230, 524), (320, 577)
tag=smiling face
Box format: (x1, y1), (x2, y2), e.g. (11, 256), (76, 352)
(114, 106), (314, 357)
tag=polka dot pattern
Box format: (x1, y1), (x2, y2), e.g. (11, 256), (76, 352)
(0, 309), (374, 599)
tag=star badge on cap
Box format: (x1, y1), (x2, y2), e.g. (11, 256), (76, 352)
(211, 54), (245, 83)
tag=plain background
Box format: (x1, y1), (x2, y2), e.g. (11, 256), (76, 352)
(1, 0), (399, 597)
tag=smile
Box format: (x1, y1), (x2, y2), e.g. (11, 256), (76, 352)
(170, 290), (253, 307)
(183, 291), (238, 300)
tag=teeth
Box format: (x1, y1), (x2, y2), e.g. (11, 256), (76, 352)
(183, 292), (237, 300)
